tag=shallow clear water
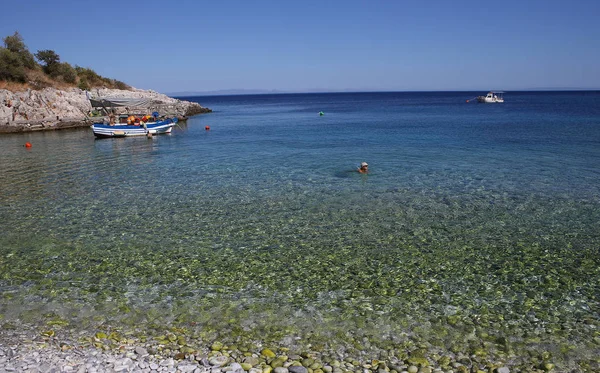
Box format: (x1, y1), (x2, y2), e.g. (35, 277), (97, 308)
(1, 91), (600, 366)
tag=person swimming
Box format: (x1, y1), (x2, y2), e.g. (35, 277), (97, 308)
(358, 162), (369, 174)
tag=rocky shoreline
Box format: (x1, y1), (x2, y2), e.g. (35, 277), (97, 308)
(0, 87), (211, 134)
(0, 327), (520, 373)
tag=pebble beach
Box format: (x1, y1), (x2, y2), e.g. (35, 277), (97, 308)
(0, 328), (518, 373)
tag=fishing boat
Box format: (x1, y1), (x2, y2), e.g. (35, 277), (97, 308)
(88, 95), (178, 138)
(476, 91), (504, 103)
(91, 118), (178, 138)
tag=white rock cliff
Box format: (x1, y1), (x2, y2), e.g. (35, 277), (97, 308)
(0, 87), (210, 133)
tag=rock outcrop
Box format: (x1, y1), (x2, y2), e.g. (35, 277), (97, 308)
(0, 87), (211, 133)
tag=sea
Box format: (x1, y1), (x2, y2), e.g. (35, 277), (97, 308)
(1, 91), (599, 369)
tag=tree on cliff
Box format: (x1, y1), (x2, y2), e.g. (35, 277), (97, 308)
(0, 31), (36, 82)
(3, 32), (36, 69)
(35, 50), (60, 75)
(34, 50), (78, 84)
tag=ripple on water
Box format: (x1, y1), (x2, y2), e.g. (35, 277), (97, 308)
(1, 92), (600, 369)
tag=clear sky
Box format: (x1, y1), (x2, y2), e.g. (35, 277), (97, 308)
(1, 0), (599, 94)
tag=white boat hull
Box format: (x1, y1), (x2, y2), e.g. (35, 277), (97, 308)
(477, 97), (504, 103)
(91, 120), (177, 138)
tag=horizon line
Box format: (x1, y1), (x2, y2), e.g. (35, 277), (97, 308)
(167, 88), (600, 97)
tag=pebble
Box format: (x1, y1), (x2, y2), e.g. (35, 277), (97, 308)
(244, 357), (260, 366)
(135, 346), (149, 356)
(289, 366), (309, 373)
(211, 356), (230, 367)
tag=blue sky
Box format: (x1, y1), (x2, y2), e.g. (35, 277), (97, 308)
(1, 0), (599, 94)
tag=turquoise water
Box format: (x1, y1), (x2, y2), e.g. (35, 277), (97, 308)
(1, 91), (600, 369)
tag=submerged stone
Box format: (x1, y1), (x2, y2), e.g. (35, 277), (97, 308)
(262, 349), (276, 358)
(289, 366), (308, 373)
(209, 356), (230, 367)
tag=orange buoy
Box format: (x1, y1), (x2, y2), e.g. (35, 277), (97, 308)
(466, 100), (469, 103)
(24, 142), (32, 148)
(205, 126), (210, 130)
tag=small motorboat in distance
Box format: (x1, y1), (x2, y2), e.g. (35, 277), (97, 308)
(476, 91), (505, 103)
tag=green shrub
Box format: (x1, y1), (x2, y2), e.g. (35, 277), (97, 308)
(58, 62), (77, 83)
(113, 80), (130, 90)
(0, 47), (26, 82)
(74, 66), (129, 89)
(78, 78), (90, 90)
(75, 66), (102, 84)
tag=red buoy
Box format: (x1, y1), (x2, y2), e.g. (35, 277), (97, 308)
(24, 142), (32, 148)
(205, 126), (210, 130)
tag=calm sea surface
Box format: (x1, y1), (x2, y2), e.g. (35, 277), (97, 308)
(1, 91), (600, 368)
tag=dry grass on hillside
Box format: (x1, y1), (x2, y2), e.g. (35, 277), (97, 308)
(0, 80), (27, 91)
(0, 70), (79, 92)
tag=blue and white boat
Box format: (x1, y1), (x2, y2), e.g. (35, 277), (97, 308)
(88, 95), (179, 138)
(91, 118), (178, 138)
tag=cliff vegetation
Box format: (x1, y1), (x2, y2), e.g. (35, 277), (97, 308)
(0, 31), (130, 92)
